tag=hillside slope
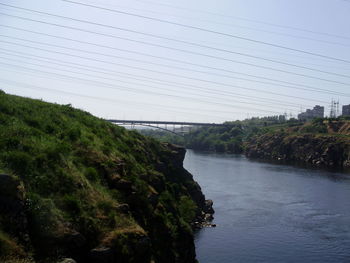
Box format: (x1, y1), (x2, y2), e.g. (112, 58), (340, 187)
(0, 91), (213, 263)
(245, 120), (350, 168)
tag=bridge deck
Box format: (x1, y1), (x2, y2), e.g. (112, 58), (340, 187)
(107, 119), (225, 126)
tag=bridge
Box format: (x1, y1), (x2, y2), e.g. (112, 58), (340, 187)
(107, 119), (226, 136)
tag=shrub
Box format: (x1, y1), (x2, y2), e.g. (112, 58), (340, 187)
(178, 196), (196, 223)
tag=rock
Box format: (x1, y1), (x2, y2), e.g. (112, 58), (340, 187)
(59, 258), (77, 263)
(0, 174), (29, 242)
(147, 174), (166, 192)
(192, 223), (201, 229)
(75, 182), (84, 189)
(204, 213), (214, 221)
(0, 174), (22, 198)
(343, 160), (350, 167)
(115, 203), (129, 213)
(133, 236), (151, 260)
(107, 174), (121, 189)
(90, 247), (114, 263)
(64, 231), (86, 249)
(115, 163), (126, 177)
(203, 199), (215, 214)
(162, 143), (186, 167)
(147, 193), (159, 207)
(112, 179), (133, 192)
(245, 129), (350, 169)
(109, 173), (121, 183)
(200, 222), (217, 228)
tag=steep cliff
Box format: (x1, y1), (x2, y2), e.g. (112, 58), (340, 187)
(0, 91), (213, 263)
(245, 120), (350, 168)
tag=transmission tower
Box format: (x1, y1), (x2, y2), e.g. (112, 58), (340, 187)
(329, 99), (339, 118)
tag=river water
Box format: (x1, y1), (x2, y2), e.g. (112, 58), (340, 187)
(183, 150), (350, 263)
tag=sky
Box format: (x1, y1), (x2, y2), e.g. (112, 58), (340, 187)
(1, 0), (350, 123)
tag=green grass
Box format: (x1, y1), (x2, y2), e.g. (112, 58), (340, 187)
(0, 91), (201, 262)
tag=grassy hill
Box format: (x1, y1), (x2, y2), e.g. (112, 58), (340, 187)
(0, 91), (211, 263)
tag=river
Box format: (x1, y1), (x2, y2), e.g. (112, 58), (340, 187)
(183, 150), (350, 263)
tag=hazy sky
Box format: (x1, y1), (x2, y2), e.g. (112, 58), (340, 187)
(1, 0), (350, 122)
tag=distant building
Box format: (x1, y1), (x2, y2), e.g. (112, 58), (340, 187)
(342, 104), (350, 116)
(298, 105), (324, 121)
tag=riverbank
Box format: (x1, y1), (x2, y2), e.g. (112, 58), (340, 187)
(0, 91), (213, 263)
(141, 118), (350, 170)
(244, 120), (350, 168)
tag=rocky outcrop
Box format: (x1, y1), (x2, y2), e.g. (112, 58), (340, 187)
(203, 199), (214, 214)
(0, 174), (31, 257)
(59, 259), (77, 263)
(0, 145), (212, 263)
(245, 133), (350, 168)
(89, 247), (114, 263)
(0, 92), (213, 263)
(160, 144), (215, 227)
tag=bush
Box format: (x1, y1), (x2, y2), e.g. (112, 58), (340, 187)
(178, 196), (196, 223)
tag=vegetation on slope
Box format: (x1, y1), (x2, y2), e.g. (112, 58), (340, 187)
(245, 118), (350, 167)
(0, 91), (209, 263)
(141, 116), (350, 168)
(141, 116), (295, 153)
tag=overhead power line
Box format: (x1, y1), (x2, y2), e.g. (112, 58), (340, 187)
(0, 13), (349, 86)
(81, 0), (350, 48)
(0, 52), (316, 111)
(0, 62), (287, 115)
(3, 21), (349, 71)
(0, 53), (323, 113)
(1, 25), (348, 95)
(61, 0), (350, 64)
(0, 40), (335, 103)
(0, 47), (320, 108)
(0, 48), (329, 110)
(0, 5), (349, 79)
(132, 0), (350, 41)
(1, 35), (349, 97)
(0, 55), (296, 111)
(0, 79), (241, 120)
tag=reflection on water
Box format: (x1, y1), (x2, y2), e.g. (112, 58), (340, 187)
(184, 150), (350, 263)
